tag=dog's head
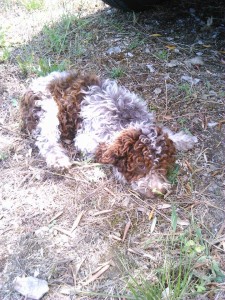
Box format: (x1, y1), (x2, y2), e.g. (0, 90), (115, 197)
(95, 126), (176, 197)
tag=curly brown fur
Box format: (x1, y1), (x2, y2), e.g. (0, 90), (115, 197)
(95, 127), (176, 182)
(48, 72), (100, 143)
(20, 91), (42, 134)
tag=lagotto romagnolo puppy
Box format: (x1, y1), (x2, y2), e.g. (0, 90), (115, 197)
(20, 71), (197, 197)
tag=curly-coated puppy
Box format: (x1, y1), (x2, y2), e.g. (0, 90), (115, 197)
(20, 71), (197, 197)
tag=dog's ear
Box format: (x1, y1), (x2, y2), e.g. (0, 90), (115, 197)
(95, 143), (117, 164)
(95, 129), (141, 166)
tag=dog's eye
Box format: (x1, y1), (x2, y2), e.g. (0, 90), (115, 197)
(138, 164), (146, 171)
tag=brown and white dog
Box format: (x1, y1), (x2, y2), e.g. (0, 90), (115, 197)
(20, 71), (197, 197)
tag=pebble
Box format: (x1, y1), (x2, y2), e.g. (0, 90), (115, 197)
(13, 276), (49, 300)
(106, 46), (122, 55)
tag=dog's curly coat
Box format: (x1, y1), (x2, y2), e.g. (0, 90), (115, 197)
(20, 71), (197, 197)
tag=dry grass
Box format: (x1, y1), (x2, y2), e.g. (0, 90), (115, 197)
(0, 0), (225, 299)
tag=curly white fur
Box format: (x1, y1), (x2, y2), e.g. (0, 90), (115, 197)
(74, 79), (155, 155)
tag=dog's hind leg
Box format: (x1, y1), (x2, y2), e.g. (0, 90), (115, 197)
(21, 90), (71, 170)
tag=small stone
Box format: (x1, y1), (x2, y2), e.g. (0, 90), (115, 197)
(166, 59), (180, 68)
(185, 56), (204, 67)
(162, 287), (173, 299)
(35, 226), (49, 238)
(125, 52), (134, 57)
(106, 46), (122, 55)
(146, 64), (155, 73)
(13, 276), (49, 300)
(209, 90), (217, 96)
(181, 75), (200, 85)
(153, 88), (162, 95)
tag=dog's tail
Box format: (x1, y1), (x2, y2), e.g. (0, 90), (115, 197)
(162, 128), (198, 151)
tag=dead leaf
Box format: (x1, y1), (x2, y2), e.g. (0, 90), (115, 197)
(151, 33), (162, 37)
(162, 115), (173, 120)
(185, 160), (194, 173)
(122, 221), (131, 242)
(148, 208), (155, 220)
(202, 44), (211, 48)
(218, 120), (225, 130)
(70, 211), (84, 232)
(165, 45), (176, 50)
(150, 216), (157, 233)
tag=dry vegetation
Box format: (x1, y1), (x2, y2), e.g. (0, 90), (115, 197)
(0, 0), (225, 299)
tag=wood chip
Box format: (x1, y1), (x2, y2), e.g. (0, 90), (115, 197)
(122, 221), (131, 242)
(157, 204), (171, 209)
(177, 219), (190, 226)
(109, 234), (122, 241)
(70, 211), (84, 233)
(82, 264), (110, 286)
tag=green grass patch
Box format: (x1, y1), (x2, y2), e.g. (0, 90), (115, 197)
(33, 58), (69, 76)
(178, 83), (193, 98)
(128, 35), (146, 50)
(0, 152), (8, 161)
(124, 221), (224, 300)
(167, 164), (179, 185)
(21, 0), (44, 11)
(154, 49), (168, 61)
(0, 28), (11, 62)
(43, 14), (91, 56)
(110, 67), (124, 79)
(17, 55), (69, 76)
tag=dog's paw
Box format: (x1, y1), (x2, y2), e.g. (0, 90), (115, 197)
(46, 155), (71, 172)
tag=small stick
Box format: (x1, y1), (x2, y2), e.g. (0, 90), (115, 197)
(122, 221), (131, 242)
(92, 210), (112, 216)
(54, 226), (74, 238)
(82, 264), (110, 286)
(48, 211), (63, 224)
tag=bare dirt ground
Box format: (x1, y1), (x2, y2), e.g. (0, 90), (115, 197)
(0, 0), (225, 299)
